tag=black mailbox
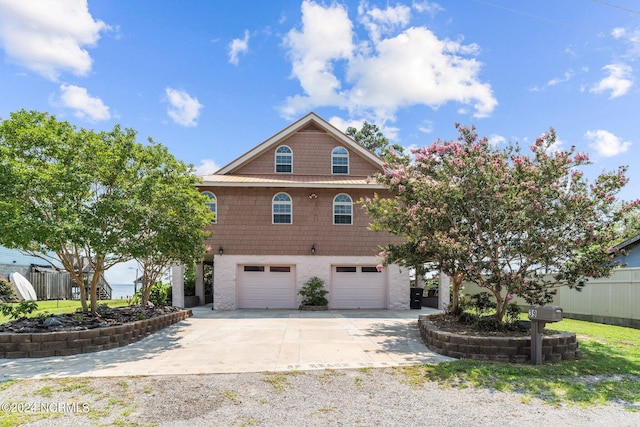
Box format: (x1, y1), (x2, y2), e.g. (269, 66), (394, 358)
(528, 306), (563, 322)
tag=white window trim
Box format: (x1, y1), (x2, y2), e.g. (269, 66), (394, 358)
(331, 146), (349, 175)
(275, 145), (293, 174)
(201, 191), (217, 224)
(272, 192), (293, 224)
(333, 193), (353, 225)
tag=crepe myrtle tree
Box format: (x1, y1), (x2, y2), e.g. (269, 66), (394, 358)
(362, 124), (636, 322)
(127, 142), (213, 306)
(0, 110), (212, 313)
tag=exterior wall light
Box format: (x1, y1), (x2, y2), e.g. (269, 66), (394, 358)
(219, 246), (224, 256)
(311, 244), (316, 255)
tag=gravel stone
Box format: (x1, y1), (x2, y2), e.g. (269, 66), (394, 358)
(2, 368), (638, 426)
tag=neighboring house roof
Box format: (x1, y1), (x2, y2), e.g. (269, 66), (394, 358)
(199, 112), (384, 188)
(611, 233), (640, 268)
(612, 234), (640, 252)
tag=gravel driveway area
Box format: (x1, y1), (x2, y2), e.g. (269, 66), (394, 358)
(2, 368), (637, 426)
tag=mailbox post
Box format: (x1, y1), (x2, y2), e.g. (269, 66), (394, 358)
(528, 306), (563, 365)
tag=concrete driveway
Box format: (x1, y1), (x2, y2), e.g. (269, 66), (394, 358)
(0, 306), (454, 380)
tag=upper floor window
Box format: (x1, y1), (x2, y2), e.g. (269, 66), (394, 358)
(201, 191), (217, 224)
(333, 193), (352, 225)
(272, 192), (292, 224)
(332, 147), (349, 174)
(275, 145), (293, 173)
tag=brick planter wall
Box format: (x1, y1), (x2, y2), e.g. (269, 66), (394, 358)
(0, 309), (192, 359)
(418, 314), (581, 363)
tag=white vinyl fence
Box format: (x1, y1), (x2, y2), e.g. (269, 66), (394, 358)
(461, 268), (640, 328)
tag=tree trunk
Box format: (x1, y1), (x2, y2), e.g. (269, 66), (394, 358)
(449, 273), (463, 314)
(491, 289), (506, 322)
(78, 276), (88, 313)
(140, 271), (151, 306)
(90, 273), (99, 313)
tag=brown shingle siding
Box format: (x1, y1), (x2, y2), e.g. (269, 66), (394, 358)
(233, 131), (379, 177)
(202, 186), (401, 259)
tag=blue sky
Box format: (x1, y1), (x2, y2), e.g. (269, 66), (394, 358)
(1, 0), (639, 284)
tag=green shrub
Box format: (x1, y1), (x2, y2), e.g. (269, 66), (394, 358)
(149, 282), (170, 306)
(130, 282), (170, 306)
(505, 302), (521, 324)
(298, 276), (329, 306)
(0, 278), (16, 302)
(470, 292), (496, 316)
(0, 300), (39, 320)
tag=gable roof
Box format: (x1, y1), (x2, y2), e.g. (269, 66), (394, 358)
(213, 112), (384, 175)
(612, 234), (640, 252)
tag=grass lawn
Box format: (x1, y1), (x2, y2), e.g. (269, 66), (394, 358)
(400, 317), (640, 407)
(0, 299), (131, 324)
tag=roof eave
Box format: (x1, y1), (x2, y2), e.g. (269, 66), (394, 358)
(196, 181), (385, 189)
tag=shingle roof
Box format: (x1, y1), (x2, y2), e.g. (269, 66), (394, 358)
(612, 233), (640, 252)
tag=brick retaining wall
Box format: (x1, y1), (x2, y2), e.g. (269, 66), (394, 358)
(418, 314), (581, 363)
(0, 309), (192, 359)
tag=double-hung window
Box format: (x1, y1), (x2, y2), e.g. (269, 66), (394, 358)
(201, 191), (217, 223)
(275, 145), (293, 173)
(332, 147), (349, 174)
(272, 192), (292, 224)
(333, 193), (352, 225)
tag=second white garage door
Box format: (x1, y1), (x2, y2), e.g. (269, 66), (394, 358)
(331, 266), (386, 309)
(237, 265), (296, 309)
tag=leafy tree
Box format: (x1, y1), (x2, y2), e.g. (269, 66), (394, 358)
(346, 121), (404, 160)
(362, 124), (636, 322)
(0, 110), (211, 312)
(346, 121), (390, 155)
(611, 201), (640, 245)
(126, 143), (213, 306)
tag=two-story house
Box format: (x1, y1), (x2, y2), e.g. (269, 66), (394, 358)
(175, 112), (409, 310)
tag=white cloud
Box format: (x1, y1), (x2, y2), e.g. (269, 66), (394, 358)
(530, 69), (576, 92)
(57, 84), (110, 121)
(0, 0), (108, 81)
(585, 129), (631, 157)
(412, 1), (444, 16)
(547, 70), (575, 86)
(165, 88), (203, 127)
(228, 30), (250, 65)
(358, 3), (411, 44)
(590, 63), (633, 99)
(194, 159), (220, 176)
(281, 0), (354, 117)
(328, 116), (362, 133)
(418, 119), (434, 134)
(281, 1), (496, 124)
(611, 27), (640, 58)
(488, 134), (506, 146)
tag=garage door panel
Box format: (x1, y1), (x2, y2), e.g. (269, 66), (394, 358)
(238, 265), (296, 309)
(331, 266), (386, 309)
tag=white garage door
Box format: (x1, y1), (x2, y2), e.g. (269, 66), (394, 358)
(237, 265), (296, 309)
(331, 266), (386, 309)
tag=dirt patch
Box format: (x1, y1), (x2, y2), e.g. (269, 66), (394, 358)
(0, 305), (182, 333)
